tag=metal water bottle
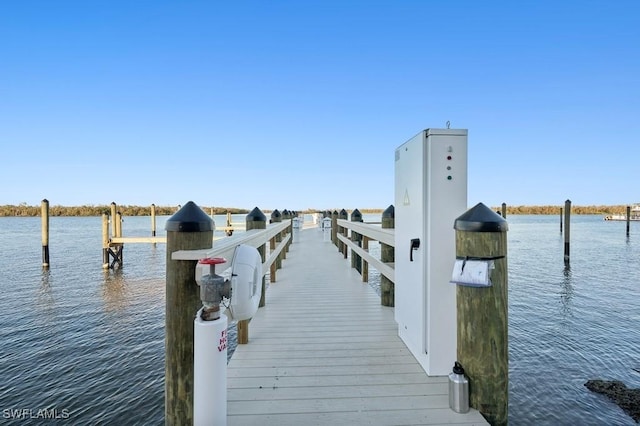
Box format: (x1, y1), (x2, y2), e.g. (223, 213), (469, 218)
(449, 361), (470, 413)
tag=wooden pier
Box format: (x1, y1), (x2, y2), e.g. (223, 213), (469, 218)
(226, 226), (488, 425)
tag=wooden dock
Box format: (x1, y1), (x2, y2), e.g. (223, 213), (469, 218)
(226, 226), (489, 425)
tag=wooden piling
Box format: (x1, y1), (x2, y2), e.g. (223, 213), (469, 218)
(110, 202), (117, 237)
(165, 202), (214, 426)
(238, 207), (266, 344)
(41, 199), (50, 268)
(501, 202), (507, 218)
(454, 202), (509, 426)
(114, 211), (123, 266)
(102, 213), (110, 269)
(225, 211), (233, 236)
(350, 209), (363, 273)
(151, 204), (157, 238)
(564, 200), (571, 263)
(626, 205), (631, 237)
(115, 211), (122, 239)
(380, 205), (395, 307)
(560, 207), (563, 233)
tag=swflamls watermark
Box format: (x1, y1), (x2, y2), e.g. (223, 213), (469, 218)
(2, 408), (71, 420)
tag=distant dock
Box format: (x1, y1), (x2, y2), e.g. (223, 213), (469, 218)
(100, 203), (244, 269)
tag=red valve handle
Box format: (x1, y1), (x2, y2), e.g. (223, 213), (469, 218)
(198, 257), (227, 265)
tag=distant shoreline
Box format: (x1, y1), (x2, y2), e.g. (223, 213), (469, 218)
(0, 204), (634, 217)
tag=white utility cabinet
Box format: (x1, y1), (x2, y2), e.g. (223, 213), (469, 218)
(394, 128), (468, 376)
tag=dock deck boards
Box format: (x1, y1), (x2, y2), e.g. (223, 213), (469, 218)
(227, 227), (488, 425)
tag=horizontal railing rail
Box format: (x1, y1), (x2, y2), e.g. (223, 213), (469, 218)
(171, 220), (291, 275)
(336, 219), (395, 282)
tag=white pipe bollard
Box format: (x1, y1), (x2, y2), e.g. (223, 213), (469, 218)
(292, 217), (300, 242)
(194, 308), (228, 426)
(322, 218), (332, 241)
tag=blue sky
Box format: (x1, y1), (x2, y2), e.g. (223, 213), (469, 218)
(1, 1), (638, 211)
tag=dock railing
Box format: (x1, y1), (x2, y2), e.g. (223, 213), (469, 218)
(171, 219), (291, 280)
(335, 218), (395, 284)
(329, 206), (396, 306)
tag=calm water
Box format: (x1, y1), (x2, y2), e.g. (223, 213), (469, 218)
(0, 214), (638, 425)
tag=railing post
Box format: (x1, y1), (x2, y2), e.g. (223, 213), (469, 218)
(331, 210), (338, 248)
(238, 207), (266, 344)
(164, 201), (214, 426)
(380, 205), (395, 306)
(270, 209), (282, 281)
(282, 210), (291, 257)
(339, 209), (348, 258)
(362, 236), (369, 282)
(350, 209), (363, 273)
(454, 203), (509, 426)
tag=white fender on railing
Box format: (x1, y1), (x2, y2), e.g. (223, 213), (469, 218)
(226, 244), (262, 321)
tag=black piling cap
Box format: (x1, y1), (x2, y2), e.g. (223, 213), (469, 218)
(351, 209), (363, 222)
(339, 209), (348, 219)
(382, 205), (395, 219)
(271, 209), (281, 220)
(246, 207), (266, 222)
(165, 201), (214, 232)
(454, 202), (508, 232)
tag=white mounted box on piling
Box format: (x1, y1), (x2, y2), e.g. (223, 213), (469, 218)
(394, 128), (468, 376)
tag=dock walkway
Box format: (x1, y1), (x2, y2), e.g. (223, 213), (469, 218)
(226, 227), (488, 425)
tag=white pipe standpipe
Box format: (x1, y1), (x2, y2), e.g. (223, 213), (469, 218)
(194, 308), (228, 426)
(192, 245), (262, 426)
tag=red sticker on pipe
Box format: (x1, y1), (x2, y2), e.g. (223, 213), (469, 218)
(199, 257), (227, 265)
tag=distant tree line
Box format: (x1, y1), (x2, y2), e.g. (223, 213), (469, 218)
(0, 203), (632, 217)
(0, 203), (249, 217)
(495, 204), (632, 215)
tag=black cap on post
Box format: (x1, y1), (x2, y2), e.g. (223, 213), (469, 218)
(454, 202), (508, 232)
(271, 209), (282, 222)
(246, 207), (267, 222)
(351, 209), (363, 222)
(382, 205), (395, 219)
(165, 201), (214, 232)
